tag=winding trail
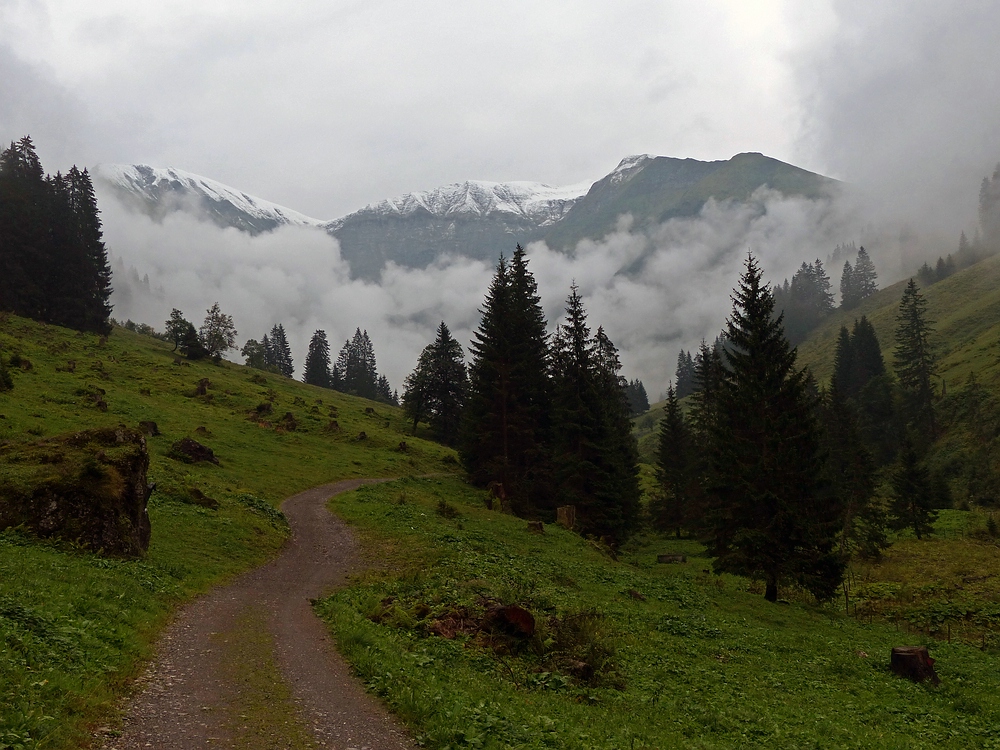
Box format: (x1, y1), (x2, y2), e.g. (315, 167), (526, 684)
(102, 479), (414, 750)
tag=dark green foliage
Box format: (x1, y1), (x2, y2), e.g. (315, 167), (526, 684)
(820, 388), (887, 559)
(840, 246), (878, 309)
(165, 309), (189, 352)
(549, 289), (639, 542)
(402, 322), (468, 444)
(918, 254), (957, 286)
(688, 339), (723, 441)
(266, 324), (295, 378)
(623, 378), (649, 415)
(240, 338), (271, 371)
(706, 254), (844, 602)
(674, 349), (696, 398)
(0, 348), (12, 392)
(461, 247), (552, 515)
(303, 330), (332, 388)
(0, 137), (112, 334)
(198, 303), (237, 359)
(889, 442), (938, 540)
(178, 322), (208, 360)
(831, 316), (886, 400)
(330, 328), (394, 404)
(772, 259), (834, 344)
(651, 385), (698, 537)
(894, 279), (937, 436)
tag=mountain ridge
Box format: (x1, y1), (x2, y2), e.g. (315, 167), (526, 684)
(96, 153), (838, 279)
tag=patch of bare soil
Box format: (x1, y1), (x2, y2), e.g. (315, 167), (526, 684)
(101, 479), (413, 750)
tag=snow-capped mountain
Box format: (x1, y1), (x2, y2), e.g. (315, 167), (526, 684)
(327, 179), (590, 231)
(95, 164), (328, 235)
(96, 154), (837, 280)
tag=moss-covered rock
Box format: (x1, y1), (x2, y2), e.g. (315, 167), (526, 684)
(0, 426), (152, 557)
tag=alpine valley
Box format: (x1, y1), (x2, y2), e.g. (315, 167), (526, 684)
(96, 152), (838, 280)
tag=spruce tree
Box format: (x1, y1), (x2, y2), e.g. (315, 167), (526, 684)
(653, 384), (696, 537)
(889, 441), (938, 539)
(303, 330), (332, 388)
(625, 378), (649, 415)
(268, 324), (294, 377)
(675, 350), (696, 398)
(403, 322), (468, 443)
(549, 289), (639, 541)
(462, 248), (552, 515)
(853, 247), (878, 300)
(706, 254), (843, 602)
(840, 260), (855, 309)
(893, 279), (936, 435)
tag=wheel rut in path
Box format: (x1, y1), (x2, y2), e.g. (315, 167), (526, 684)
(102, 479), (414, 750)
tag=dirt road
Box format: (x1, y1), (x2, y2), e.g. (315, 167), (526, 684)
(102, 479), (413, 750)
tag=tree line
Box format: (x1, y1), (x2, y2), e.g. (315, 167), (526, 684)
(400, 246), (641, 544)
(0, 136), (112, 334)
(655, 254), (957, 602)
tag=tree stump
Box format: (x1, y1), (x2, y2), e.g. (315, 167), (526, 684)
(657, 554), (687, 564)
(527, 520), (544, 534)
(890, 646), (940, 685)
(557, 505), (576, 529)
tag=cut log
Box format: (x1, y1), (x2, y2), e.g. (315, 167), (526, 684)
(556, 505), (576, 529)
(890, 646), (940, 685)
(657, 554), (687, 564)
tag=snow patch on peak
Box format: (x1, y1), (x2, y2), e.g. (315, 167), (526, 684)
(96, 164), (328, 228)
(329, 178), (592, 230)
(609, 154), (655, 185)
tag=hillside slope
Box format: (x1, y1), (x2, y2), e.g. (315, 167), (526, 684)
(0, 314), (455, 748)
(796, 252), (1000, 389)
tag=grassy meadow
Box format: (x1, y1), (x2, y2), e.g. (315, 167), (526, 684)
(0, 313), (454, 749)
(319, 477), (1000, 750)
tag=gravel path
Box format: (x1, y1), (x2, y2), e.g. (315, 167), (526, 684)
(102, 479), (414, 750)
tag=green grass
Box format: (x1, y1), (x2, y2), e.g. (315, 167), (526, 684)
(318, 477), (1000, 750)
(0, 313), (454, 748)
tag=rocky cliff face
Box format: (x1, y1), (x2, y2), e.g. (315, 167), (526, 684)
(0, 426), (152, 557)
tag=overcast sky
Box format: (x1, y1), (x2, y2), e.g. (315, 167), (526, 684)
(4, 0), (1000, 390)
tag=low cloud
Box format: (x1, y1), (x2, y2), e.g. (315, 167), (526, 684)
(104, 184), (878, 399)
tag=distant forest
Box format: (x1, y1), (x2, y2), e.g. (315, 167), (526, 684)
(0, 136), (113, 334)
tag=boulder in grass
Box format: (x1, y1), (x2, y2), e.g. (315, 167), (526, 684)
(0, 426), (152, 557)
(167, 437), (219, 465)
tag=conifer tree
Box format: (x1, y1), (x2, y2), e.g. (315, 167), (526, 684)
(268, 324), (294, 377)
(675, 350), (696, 398)
(462, 248), (552, 515)
(178, 322), (208, 360)
(624, 378), (649, 415)
(821, 387), (886, 558)
(403, 322), (468, 443)
(653, 384), (696, 537)
(853, 247), (879, 300)
(549, 288), (638, 541)
(889, 441), (938, 540)
(706, 254), (843, 602)
(893, 279), (936, 435)
(840, 260), (855, 309)
(303, 330), (332, 388)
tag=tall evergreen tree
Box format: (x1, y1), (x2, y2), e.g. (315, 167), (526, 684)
(840, 260), (855, 309)
(303, 330), (332, 388)
(893, 279), (936, 435)
(853, 247), (878, 300)
(403, 321), (468, 443)
(889, 441), (938, 540)
(706, 254), (844, 602)
(268, 324), (294, 377)
(624, 378), (649, 415)
(462, 247), (552, 515)
(549, 289), (639, 541)
(652, 384), (697, 537)
(675, 350), (696, 398)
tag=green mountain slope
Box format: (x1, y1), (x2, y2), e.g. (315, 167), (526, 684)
(0, 314), (454, 748)
(543, 152), (838, 250)
(796, 252), (1000, 389)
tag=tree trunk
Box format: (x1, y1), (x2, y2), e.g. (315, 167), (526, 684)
(765, 579), (778, 602)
